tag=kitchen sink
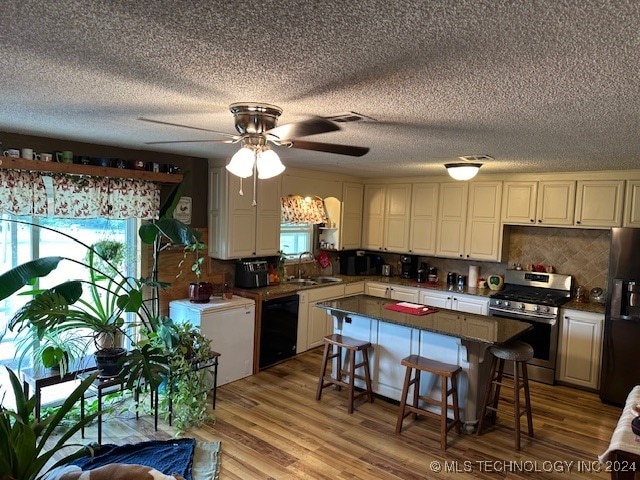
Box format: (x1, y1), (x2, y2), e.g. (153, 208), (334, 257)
(311, 276), (343, 284)
(286, 278), (319, 286)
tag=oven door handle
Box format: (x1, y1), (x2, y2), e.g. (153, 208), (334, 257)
(489, 307), (557, 324)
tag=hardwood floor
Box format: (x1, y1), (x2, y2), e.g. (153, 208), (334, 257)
(60, 348), (623, 479)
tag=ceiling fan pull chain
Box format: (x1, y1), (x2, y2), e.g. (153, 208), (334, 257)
(239, 177), (243, 196)
(252, 162), (257, 206)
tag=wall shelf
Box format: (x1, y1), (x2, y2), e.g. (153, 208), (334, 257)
(0, 157), (183, 184)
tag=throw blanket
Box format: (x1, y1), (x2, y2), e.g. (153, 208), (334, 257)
(73, 438), (196, 480)
(599, 385), (640, 463)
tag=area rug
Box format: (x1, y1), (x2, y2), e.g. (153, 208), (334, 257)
(69, 438), (221, 480)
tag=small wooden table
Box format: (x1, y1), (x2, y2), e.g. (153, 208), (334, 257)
(20, 357), (97, 420)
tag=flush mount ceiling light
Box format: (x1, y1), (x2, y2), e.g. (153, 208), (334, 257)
(445, 155), (493, 181)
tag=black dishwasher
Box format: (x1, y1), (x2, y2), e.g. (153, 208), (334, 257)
(259, 295), (299, 369)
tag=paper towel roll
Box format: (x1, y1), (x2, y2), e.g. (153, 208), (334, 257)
(468, 265), (479, 288)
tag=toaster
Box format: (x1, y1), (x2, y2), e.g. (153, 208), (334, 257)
(235, 260), (269, 288)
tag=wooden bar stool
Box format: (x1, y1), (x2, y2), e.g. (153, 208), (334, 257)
(395, 354), (462, 450)
(477, 340), (534, 450)
(315, 333), (373, 414)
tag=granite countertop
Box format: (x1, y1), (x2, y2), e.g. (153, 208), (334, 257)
(562, 300), (606, 314)
(317, 294), (532, 345)
(233, 274), (496, 299)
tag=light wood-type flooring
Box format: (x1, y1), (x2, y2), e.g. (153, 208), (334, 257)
(53, 348), (624, 479)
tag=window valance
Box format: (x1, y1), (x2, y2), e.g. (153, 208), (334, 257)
(0, 170), (160, 219)
(281, 195), (328, 224)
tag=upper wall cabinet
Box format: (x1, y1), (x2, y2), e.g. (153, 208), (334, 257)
(208, 166), (281, 259)
(361, 184), (412, 253)
(574, 180), (624, 228)
(624, 180), (640, 227)
(436, 181), (503, 261)
(340, 182), (364, 250)
(502, 180), (575, 226)
(408, 182), (439, 255)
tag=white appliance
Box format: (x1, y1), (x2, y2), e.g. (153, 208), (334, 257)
(169, 296), (256, 386)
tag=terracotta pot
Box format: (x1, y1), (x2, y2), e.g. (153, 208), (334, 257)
(189, 282), (213, 303)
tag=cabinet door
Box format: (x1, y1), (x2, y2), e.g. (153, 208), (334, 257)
(452, 294), (489, 315)
(501, 181), (537, 224)
(419, 290), (453, 309)
(340, 182), (364, 250)
(308, 300), (333, 349)
(536, 181), (576, 226)
(389, 286), (420, 303)
(361, 185), (386, 250)
(574, 180), (624, 228)
(624, 180), (640, 227)
(297, 292), (309, 353)
(255, 176), (282, 256)
(344, 281), (365, 296)
(557, 310), (603, 389)
(208, 167), (223, 258)
(365, 282), (389, 298)
(227, 174), (257, 258)
(383, 184), (412, 253)
(409, 182), (439, 255)
(465, 181), (503, 261)
(436, 183), (468, 258)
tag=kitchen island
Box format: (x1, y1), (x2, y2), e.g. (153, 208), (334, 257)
(317, 294), (532, 430)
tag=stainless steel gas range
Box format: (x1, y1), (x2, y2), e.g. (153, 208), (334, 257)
(488, 270), (573, 384)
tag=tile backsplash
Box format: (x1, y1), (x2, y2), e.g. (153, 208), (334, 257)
(506, 225), (610, 291)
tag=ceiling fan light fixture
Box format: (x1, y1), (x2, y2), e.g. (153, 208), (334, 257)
(445, 162), (482, 181)
(256, 148), (286, 179)
(226, 146), (255, 178)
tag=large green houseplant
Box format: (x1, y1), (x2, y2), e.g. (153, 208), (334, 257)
(0, 368), (99, 480)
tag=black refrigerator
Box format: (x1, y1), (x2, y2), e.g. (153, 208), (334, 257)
(600, 227), (640, 405)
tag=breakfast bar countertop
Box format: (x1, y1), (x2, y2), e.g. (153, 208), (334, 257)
(318, 294), (532, 345)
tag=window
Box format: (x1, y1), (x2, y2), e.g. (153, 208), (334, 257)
(279, 222), (314, 259)
(0, 213), (137, 368)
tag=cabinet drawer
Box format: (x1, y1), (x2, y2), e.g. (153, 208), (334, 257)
(307, 284), (346, 302)
(344, 281), (365, 296)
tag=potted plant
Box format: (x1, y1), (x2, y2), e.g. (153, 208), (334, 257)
(0, 368), (99, 480)
(180, 236), (213, 303)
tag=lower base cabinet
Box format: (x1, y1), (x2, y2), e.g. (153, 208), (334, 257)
(298, 284), (347, 353)
(557, 309), (604, 390)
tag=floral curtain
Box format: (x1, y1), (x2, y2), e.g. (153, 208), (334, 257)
(281, 195), (328, 224)
(0, 170), (160, 219)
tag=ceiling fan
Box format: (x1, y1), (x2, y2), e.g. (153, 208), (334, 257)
(139, 102), (369, 165)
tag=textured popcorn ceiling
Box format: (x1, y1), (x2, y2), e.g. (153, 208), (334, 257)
(1, 1), (639, 178)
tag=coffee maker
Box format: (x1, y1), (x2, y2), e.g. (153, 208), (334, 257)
(399, 255), (417, 279)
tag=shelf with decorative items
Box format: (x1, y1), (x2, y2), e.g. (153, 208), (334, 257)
(0, 156), (183, 184)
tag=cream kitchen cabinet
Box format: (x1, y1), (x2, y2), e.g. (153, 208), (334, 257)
(299, 284), (347, 351)
(419, 290), (489, 315)
(435, 181), (502, 261)
(502, 180), (575, 226)
(340, 182), (364, 250)
(364, 282), (420, 302)
(624, 180), (640, 227)
(208, 166), (281, 259)
(408, 182), (439, 255)
(574, 180), (624, 227)
(557, 309), (604, 390)
(361, 183), (412, 253)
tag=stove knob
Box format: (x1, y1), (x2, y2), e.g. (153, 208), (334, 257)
(518, 303), (525, 310)
(541, 305), (549, 313)
(533, 304), (540, 312)
(494, 300), (501, 306)
(503, 301), (510, 307)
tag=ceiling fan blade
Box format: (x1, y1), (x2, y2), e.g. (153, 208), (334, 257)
(138, 117), (238, 138)
(266, 117), (340, 140)
(144, 138), (239, 145)
(287, 140), (369, 157)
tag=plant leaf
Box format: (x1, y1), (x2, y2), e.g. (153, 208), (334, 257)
(0, 257), (64, 301)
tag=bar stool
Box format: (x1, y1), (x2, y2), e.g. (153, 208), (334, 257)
(395, 354), (462, 450)
(477, 340), (534, 450)
(316, 333), (374, 413)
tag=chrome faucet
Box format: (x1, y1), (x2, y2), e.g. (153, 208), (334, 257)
(297, 251), (314, 279)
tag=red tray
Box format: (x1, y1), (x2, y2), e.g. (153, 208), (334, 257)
(384, 302), (439, 316)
